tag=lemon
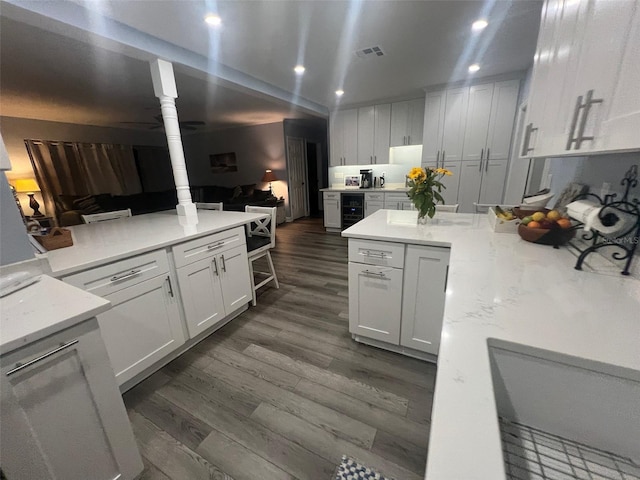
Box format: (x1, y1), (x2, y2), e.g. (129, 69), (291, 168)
(547, 210), (561, 221)
(532, 211), (546, 222)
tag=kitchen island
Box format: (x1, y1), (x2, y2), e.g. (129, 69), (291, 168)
(342, 209), (640, 479)
(45, 209), (268, 390)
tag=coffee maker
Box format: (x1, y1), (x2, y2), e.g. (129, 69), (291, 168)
(360, 169), (373, 189)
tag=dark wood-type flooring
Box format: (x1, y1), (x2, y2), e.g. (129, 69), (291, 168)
(125, 217), (436, 480)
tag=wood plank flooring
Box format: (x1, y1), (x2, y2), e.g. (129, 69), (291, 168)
(126, 217), (436, 480)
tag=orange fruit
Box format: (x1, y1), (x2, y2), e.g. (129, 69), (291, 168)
(528, 221), (541, 228)
(557, 218), (572, 229)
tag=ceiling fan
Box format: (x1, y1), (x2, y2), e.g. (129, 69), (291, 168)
(119, 114), (205, 131)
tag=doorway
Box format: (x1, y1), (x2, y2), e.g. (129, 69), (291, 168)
(286, 136), (308, 220)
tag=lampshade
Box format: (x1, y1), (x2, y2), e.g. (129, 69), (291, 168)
(13, 178), (40, 193)
(262, 170), (278, 183)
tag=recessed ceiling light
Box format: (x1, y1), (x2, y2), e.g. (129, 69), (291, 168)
(472, 19), (488, 31)
(335, 89), (345, 97)
(294, 65), (305, 75)
(468, 63), (480, 73)
(204, 14), (222, 26)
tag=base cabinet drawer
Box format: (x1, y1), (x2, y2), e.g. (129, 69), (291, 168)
(172, 226), (246, 268)
(0, 319), (143, 480)
(348, 262), (403, 344)
(176, 244), (251, 338)
(348, 239), (405, 268)
(100, 274), (185, 385)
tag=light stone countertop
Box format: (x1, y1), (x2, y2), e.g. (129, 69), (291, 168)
(45, 210), (266, 277)
(342, 209), (640, 479)
(321, 187), (409, 192)
(0, 275), (111, 354)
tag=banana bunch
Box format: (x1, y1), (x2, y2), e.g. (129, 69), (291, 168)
(495, 205), (515, 221)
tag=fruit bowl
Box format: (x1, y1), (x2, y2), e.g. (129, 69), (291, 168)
(517, 223), (576, 246)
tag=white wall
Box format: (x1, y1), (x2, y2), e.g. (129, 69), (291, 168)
(182, 122), (287, 204)
(0, 172), (34, 266)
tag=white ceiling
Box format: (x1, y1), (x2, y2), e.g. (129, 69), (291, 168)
(0, 0), (543, 130)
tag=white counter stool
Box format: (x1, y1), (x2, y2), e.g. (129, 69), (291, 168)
(196, 202), (223, 211)
(82, 209), (131, 224)
(436, 204), (459, 213)
(245, 206), (279, 306)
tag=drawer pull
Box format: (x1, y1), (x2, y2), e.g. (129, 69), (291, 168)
(359, 250), (388, 259)
(221, 255), (227, 272)
(363, 270), (386, 278)
(207, 241), (225, 250)
(212, 257), (219, 276)
(166, 276), (174, 297)
(110, 269), (142, 282)
(7, 340), (79, 376)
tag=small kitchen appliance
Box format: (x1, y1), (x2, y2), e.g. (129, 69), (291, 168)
(360, 169), (373, 189)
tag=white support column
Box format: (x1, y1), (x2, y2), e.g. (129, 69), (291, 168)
(149, 59), (197, 217)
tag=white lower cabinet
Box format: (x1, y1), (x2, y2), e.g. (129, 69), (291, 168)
(384, 193), (414, 211)
(365, 192), (385, 217)
(458, 158), (508, 213)
(323, 192), (341, 228)
(348, 239), (450, 359)
(348, 263), (403, 344)
(0, 319), (143, 480)
(400, 245), (450, 355)
(101, 274), (185, 385)
(176, 244), (252, 338)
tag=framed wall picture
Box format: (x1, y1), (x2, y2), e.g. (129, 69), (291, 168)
(210, 152), (238, 173)
(344, 175), (360, 188)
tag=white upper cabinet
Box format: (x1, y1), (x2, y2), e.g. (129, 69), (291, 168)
(390, 98), (425, 147)
(358, 104), (391, 164)
(486, 80), (520, 160)
(330, 109), (358, 166)
(462, 83), (495, 162)
(522, 0), (640, 157)
(441, 87), (469, 162)
(422, 91), (447, 164)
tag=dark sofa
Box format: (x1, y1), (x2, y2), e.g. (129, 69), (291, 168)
(57, 184), (277, 226)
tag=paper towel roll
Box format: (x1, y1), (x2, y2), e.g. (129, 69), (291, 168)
(567, 200), (634, 236)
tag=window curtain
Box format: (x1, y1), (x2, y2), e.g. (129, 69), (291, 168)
(25, 140), (143, 221)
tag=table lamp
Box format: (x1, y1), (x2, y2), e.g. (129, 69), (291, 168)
(262, 169), (278, 197)
(13, 178), (43, 216)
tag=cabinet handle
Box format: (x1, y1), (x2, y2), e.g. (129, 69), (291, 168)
(566, 95), (584, 150)
(110, 269), (141, 282)
(374, 155), (377, 164)
(479, 149), (484, 172)
(403, 136), (407, 145)
(408, 135), (411, 144)
(370, 156), (373, 163)
(7, 340), (79, 376)
(442, 150), (446, 162)
(212, 257), (219, 276)
(575, 89), (603, 149)
(363, 270), (386, 278)
(444, 265), (449, 292)
(207, 241), (225, 250)
(521, 123), (538, 156)
(486, 149), (490, 172)
(436, 151), (440, 168)
(359, 250), (387, 259)
(221, 255), (227, 272)
(166, 276), (174, 297)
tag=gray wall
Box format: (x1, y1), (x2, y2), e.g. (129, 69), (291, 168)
(182, 122), (288, 204)
(0, 172), (34, 266)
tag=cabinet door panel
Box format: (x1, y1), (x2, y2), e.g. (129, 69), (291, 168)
(220, 245), (252, 314)
(323, 198), (341, 228)
(401, 245), (449, 355)
(101, 275), (185, 384)
(421, 91), (446, 164)
(462, 83), (494, 162)
(479, 159), (509, 206)
(390, 101), (410, 147)
(408, 98), (425, 145)
(442, 87), (469, 161)
(365, 200), (384, 217)
(486, 80), (520, 160)
(177, 258), (225, 338)
(373, 104), (392, 163)
(343, 109), (359, 165)
(348, 263), (402, 344)
(330, 111), (344, 166)
(440, 161), (462, 205)
(457, 161), (483, 213)
(599, 4), (640, 152)
(357, 106), (375, 164)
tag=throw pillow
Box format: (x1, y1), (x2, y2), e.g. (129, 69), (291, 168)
(241, 184), (256, 196)
(232, 185), (242, 198)
(72, 195), (104, 214)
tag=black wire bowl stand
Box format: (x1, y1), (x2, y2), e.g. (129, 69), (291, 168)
(567, 165), (640, 276)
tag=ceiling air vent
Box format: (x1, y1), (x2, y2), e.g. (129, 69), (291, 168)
(355, 45), (385, 59)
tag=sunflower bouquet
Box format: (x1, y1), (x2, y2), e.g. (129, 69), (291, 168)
(406, 166), (453, 220)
